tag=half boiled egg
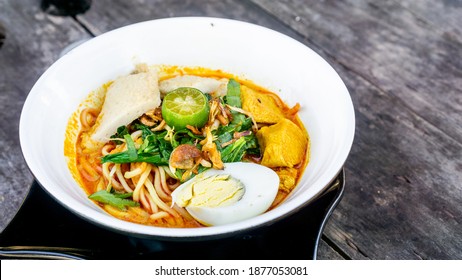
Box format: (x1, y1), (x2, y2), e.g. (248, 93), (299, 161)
(171, 162), (280, 226)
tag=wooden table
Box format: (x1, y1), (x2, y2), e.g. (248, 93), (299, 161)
(1, 0), (461, 260)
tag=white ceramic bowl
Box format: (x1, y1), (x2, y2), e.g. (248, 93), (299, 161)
(20, 17), (354, 239)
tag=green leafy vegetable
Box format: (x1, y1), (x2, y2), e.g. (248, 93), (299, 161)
(220, 135), (260, 162)
(172, 129), (203, 148)
(232, 116), (252, 131)
(110, 126), (129, 144)
(221, 137), (247, 162)
(107, 152), (168, 165)
(216, 131), (233, 147)
(124, 134), (138, 161)
(242, 135), (261, 157)
(225, 78), (241, 108)
(229, 112), (247, 128)
(101, 130), (172, 165)
(224, 79), (250, 130)
(89, 191), (139, 210)
(133, 123), (154, 139)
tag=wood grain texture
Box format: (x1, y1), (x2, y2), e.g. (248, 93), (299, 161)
(250, 0), (462, 259)
(75, 0), (302, 37)
(317, 238), (346, 260)
(332, 64), (461, 259)
(0, 0), (90, 231)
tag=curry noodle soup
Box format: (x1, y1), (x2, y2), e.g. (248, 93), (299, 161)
(65, 65), (310, 228)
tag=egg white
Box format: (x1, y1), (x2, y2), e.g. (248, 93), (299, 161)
(171, 162), (280, 226)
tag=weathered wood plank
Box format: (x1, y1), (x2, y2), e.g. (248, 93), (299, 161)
(0, 0), (90, 232)
(324, 57), (462, 259)
(75, 0), (303, 37)
(352, 77), (459, 258)
(317, 238), (346, 260)
(397, 0), (462, 37)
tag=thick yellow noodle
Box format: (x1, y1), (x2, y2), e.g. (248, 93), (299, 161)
(99, 133), (191, 225)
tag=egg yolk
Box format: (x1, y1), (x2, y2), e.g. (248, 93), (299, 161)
(173, 174), (245, 208)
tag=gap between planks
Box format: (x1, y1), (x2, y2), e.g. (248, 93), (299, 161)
(320, 234), (353, 260)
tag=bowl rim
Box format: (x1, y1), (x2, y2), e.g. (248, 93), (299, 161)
(19, 16), (355, 239)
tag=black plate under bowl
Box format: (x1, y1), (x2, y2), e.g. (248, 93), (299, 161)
(0, 169), (344, 260)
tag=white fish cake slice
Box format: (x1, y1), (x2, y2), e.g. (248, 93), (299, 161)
(159, 75), (228, 97)
(83, 68), (161, 149)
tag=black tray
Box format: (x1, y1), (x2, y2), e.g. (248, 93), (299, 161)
(0, 169), (344, 260)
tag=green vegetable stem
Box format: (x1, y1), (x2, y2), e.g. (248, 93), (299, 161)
(89, 190), (139, 210)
